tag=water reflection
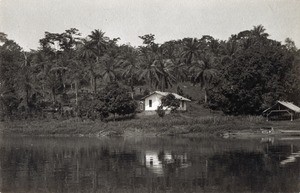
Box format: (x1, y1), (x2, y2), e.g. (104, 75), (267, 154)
(1, 136), (300, 192)
(144, 151), (190, 176)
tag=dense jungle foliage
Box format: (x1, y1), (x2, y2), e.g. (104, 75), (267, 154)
(0, 25), (300, 120)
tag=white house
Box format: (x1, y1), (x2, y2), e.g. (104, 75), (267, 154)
(141, 91), (191, 113)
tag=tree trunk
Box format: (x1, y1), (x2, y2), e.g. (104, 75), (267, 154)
(26, 87), (29, 107)
(52, 87), (56, 102)
(204, 88), (208, 104)
(25, 86), (30, 116)
(131, 78), (134, 99)
(130, 92), (134, 99)
(94, 77), (97, 93)
(90, 77), (94, 93)
(63, 83), (66, 93)
(75, 81), (78, 106)
(42, 85), (45, 97)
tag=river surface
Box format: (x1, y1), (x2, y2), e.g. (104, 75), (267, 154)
(1, 135), (300, 193)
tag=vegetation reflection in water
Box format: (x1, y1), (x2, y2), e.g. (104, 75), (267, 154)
(1, 136), (300, 193)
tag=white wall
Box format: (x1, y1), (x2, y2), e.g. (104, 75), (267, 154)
(144, 94), (161, 111)
(178, 101), (187, 111)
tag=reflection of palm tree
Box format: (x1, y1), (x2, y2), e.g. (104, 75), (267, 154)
(189, 54), (217, 103)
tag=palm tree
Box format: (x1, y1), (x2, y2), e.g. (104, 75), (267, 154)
(189, 54), (218, 103)
(181, 38), (202, 65)
(169, 58), (188, 83)
(33, 59), (62, 103)
(80, 30), (112, 93)
(120, 46), (140, 95)
(251, 25), (269, 39)
(78, 39), (100, 93)
(138, 52), (161, 89)
(155, 58), (176, 91)
(99, 54), (119, 84)
(15, 52), (38, 114)
(220, 39), (239, 66)
(88, 29), (108, 61)
(139, 44), (180, 91)
(161, 41), (187, 83)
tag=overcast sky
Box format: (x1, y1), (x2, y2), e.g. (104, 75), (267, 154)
(0, 0), (299, 50)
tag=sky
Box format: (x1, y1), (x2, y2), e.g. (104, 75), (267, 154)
(0, 0), (300, 51)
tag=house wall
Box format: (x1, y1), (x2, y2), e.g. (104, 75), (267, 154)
(178, 101), (187, 111)
(144, 94), (188, 111)
(144, 94), (161, 111)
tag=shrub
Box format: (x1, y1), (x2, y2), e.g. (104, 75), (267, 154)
(156, 105), (165, 118)
(161, 94), (180, 113)
(98, 82), (137, 118)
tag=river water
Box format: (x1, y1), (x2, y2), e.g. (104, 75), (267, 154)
(1, 135), (300, 193)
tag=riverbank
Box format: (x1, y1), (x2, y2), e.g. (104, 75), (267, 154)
(2, 111), (300, 138)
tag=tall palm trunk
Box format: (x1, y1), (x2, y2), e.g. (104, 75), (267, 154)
(94, 77), (97, 93)
(203, 88), (208, 104)
(130, 75), (135, 99)
(75, 81), (78, 106)
(90, 77), (94, 92)
(160, 76), (165, 92)
(51, 87), (56, 103)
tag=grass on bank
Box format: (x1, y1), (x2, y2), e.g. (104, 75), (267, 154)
(0, 102), (299, 137)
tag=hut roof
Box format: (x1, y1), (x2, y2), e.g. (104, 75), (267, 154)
(263, 101), (300, 113)
(277, 101), (300, 113)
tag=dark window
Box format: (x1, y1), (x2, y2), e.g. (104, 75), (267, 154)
(149, 100), (152, 107)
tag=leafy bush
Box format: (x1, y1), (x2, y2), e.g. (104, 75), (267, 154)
(98, 82), (137, 118)
(156, 105), (165, 118)
(209, 34), (295, 115)
(77, 94), (99, 120)
(161, 94), (180, 113)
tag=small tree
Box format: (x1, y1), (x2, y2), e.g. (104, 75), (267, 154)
(177, 86), (184, 96)
(94, 100), (109, 121)
(98, 82), (137, 120)
(77, 94), (100, 120)
(161, 94), (180, 113)
(156, 105), (165, 118)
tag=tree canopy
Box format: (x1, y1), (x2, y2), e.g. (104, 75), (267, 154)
(1, 25), (300, 120)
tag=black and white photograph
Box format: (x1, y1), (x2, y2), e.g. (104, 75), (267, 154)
(1, 0), (300, 192)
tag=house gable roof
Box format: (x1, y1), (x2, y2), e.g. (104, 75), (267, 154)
(141, 91), (191, 102)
